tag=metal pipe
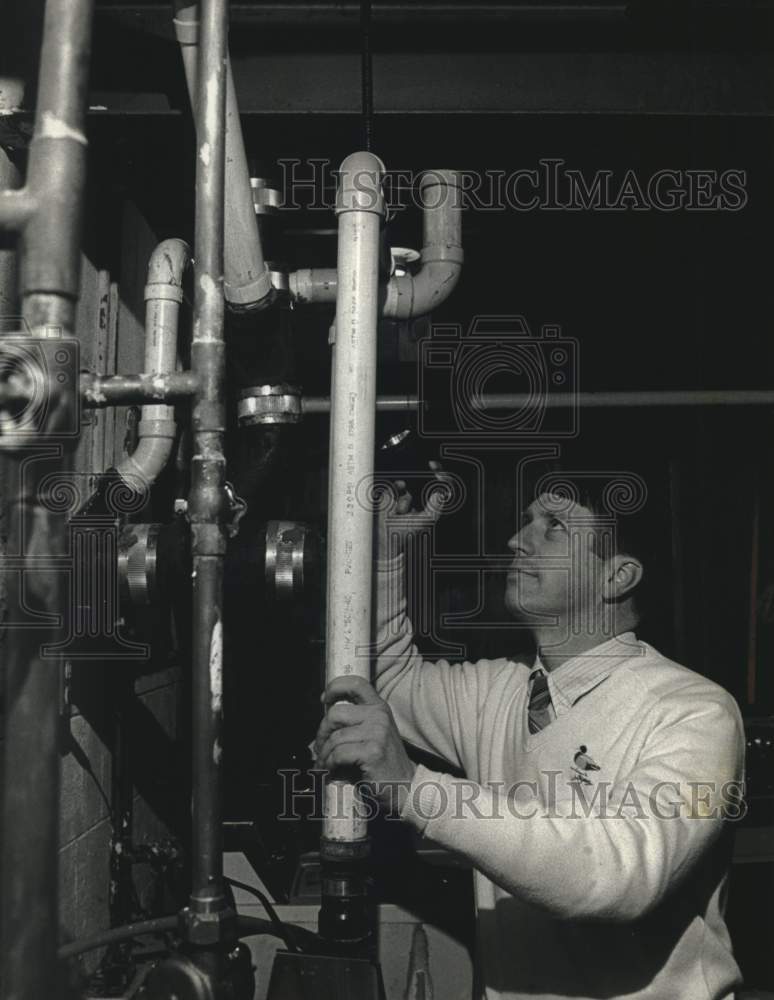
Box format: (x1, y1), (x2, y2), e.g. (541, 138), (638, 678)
(0, 148), (21, 314)
(183, 3), (631, 24)
(0, 1), (95, 998)
(173, 1), (274, 312)
(20, 8), (92, 331)
(319, 151), (385, 947)
(182, 0), (234, 964)
(301, 390), (774, 414)
(80, 371), (200, 407)
(0, 189), (38, 233)
(115, 238), (191, 491)
(289, 169), (463, 318)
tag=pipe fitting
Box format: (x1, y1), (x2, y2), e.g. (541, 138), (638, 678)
(335, 151), (386, 217)
(115, 238), (191, 495)
(237, 384), (302, 425)
(288, 167), (463, 319)
(288, 268), (337, 305)
(382, 168), (463, 319)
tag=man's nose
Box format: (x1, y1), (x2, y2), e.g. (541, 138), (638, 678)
(507, 528), (529, 554)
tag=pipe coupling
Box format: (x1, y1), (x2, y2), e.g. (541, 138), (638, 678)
(264, 520), (317, 601)
(237, 384), (302, 425)
(118, 523), (160, 606)
(250, 177), (281, 215)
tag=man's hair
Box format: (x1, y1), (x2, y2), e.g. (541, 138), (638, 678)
(523, 453), (672, 623)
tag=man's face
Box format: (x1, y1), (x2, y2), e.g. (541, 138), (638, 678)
(504, 492), (610, 627)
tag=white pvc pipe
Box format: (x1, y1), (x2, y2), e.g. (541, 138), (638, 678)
(174, 3), (273, 311)
(323, 151), (385, 843)
(116, 238), (190, 491)
(383, 169), (463, 318)
(288, 169), (463, 319)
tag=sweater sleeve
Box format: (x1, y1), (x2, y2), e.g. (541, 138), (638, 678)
(400, 682), (745, 922)
(373, 553), (509, 773)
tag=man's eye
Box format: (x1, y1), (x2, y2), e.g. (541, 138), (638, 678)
(548, 517), (567, 532)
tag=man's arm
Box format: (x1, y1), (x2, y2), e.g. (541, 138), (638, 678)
(399, 682), (745, 922)
(374, 551), (509, 771)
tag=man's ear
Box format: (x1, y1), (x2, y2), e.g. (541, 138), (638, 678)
(602, 555), (643, 602)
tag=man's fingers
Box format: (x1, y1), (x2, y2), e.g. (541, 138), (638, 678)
(322, 741), (370, 773)
(315, 702), (367, 751)
(317, 725), (369, 767)
(322, 675), (383, 708)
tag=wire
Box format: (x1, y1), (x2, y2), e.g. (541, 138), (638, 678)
(58, 916), (178, 961)
(360, 0), (374, 151)
(224, 876), (300, 953)
(58, 914), (294, 962)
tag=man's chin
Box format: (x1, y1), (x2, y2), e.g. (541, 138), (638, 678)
(504, 592), (544, 623)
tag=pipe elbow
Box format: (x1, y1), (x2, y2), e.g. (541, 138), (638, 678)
(224, 271), (275, 312)
(145, 238), (191, 302)
(382, 257), (462, 320)
(116, 428), (176, 495)
(382, 169), (463, 319)
(336, 151), (386, 217)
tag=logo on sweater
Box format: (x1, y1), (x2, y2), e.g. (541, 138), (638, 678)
(570, 745), (601, 786)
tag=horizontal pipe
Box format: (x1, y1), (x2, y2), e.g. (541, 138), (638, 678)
(80, 371), (200, 407)
(301, 390), (774, 414)
(130, 3), (629, 25)
(0, 189), (38, 232)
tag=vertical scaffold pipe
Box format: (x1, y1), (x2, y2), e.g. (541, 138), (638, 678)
(319, 151), (385, 949)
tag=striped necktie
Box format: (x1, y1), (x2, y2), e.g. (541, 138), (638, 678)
(528, 669), (553, 734)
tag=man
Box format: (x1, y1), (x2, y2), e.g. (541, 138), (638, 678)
(315, 468), (745, 999)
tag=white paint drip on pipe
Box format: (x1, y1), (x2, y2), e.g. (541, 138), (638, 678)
(39, 110), (87, 145)
(210, 618), (223, 715)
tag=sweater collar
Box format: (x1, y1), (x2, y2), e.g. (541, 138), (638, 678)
(530, 632), (641, 712)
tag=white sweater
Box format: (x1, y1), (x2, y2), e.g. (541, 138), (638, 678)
(374, 555), (745, 1000)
